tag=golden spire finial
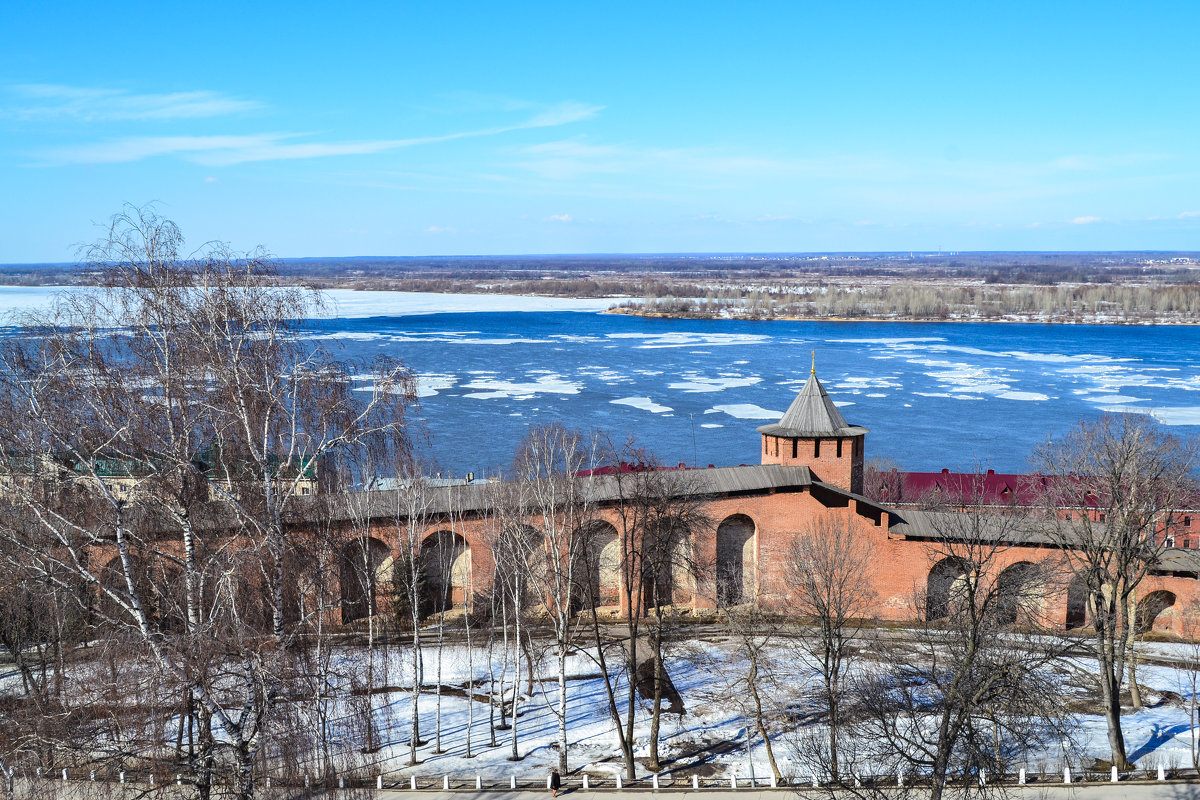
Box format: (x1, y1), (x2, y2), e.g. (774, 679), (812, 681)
(811, 350), (816, 376)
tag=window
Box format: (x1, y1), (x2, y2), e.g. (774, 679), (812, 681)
(1165, 536), (1176, 548)
(791, 439), (797, 459)
(836, 438), (843, 457)
(1186, 516), (1193, 528)
(1098, 513), (1105, 522)
(814, 439), (821, 458)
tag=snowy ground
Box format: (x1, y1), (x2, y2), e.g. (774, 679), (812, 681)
(244, 636), (1200, 784)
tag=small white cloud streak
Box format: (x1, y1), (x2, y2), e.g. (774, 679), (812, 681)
(5, 84), (262, 121)
(1068, 216), (1102, 224)
(34, 101), (603, 166)
(544, 213), (572, 222)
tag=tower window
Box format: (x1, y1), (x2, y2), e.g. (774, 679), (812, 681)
(836, 438), (843, 457)
(764, 437), (768, 454)
(814, 439), (821, 458)
(791, 439), (797, 459)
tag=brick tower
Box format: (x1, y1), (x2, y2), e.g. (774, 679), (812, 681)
(756, 360), (868, 494)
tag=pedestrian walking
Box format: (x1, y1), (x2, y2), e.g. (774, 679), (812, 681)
(550, 769), (561, 798)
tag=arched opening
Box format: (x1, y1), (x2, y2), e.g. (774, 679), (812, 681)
(576, 521), (620, 611)
(716, 514), (755, 607)
(671, 537), (695, 606)
(994, 561), (1041, 626)
(643, 520), (690, 611)
(1065, 573), (1088, 629)
(340, 537), (393, 624)
(420, 531), (470, 615)
(1136, 590), (1177, 635)
(926, 557), (970, 621)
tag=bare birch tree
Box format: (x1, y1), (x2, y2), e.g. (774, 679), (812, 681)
(783, 514), (877, 783)
(855, 489), (1070, 800)
(1032, 413), (1197, 769)
(511, 423), (604, 774)
(0, 207), (415, 800)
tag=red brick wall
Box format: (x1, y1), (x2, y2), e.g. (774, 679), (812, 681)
(760, 434), (865, 494)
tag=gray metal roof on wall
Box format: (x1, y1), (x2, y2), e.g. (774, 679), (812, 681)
(312, 463), (815, 522)
(756, 372), (869, 438)
(887, 507), (1200, 576)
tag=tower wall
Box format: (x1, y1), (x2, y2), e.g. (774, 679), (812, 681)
(761, 433), (864, 495)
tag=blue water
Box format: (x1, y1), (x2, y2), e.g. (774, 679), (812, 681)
(309, 312), (1200, 477)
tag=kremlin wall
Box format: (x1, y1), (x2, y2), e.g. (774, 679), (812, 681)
(323, 369), (1200, 638)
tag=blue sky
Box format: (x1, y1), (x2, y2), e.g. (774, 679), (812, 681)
(2, 1), (1199, 262)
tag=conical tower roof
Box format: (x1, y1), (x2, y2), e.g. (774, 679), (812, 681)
(756, 370), (869, 438)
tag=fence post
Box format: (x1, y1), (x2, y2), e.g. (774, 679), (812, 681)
(617, 773), (623, 790)
(1063, 767), (1071, 784)
(266, 777), (272, 790)
(979, 769), (985, 787)
(1019, 768), (1026, 785)
(1158, 765), (1167, 781)
(476, 776), (482, 790)
(547, 776), (552, 789)
(304, 775), (310, 789)
(897, 771), (903, 787)
(692, 775), (699, 790)
(769, 772), (777, 789)
(510, 775), (516, 790)
(339, 776), (345, 789)
(810, 774), (818, 788)
(730, 774), (737, 790)
(1111, 766), (1118, 783)
(652, 774), (660, 790)
(118, 772), (124, 784)
(377, 776), (383, 790)
(443, 775), (449, 790)
(583, 775), (590, 790)
(411, 776), (417, 791)
(149, 774), (155, 786)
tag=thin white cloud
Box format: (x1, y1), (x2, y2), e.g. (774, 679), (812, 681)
(1051, 153), (1170, 171)
(34, 101), (603, 166)
(1068, 216), (1102, 225)
(1179, 211), (1200, 218)
(5, 84), (262, 121)
(544, 214), (572, 222)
